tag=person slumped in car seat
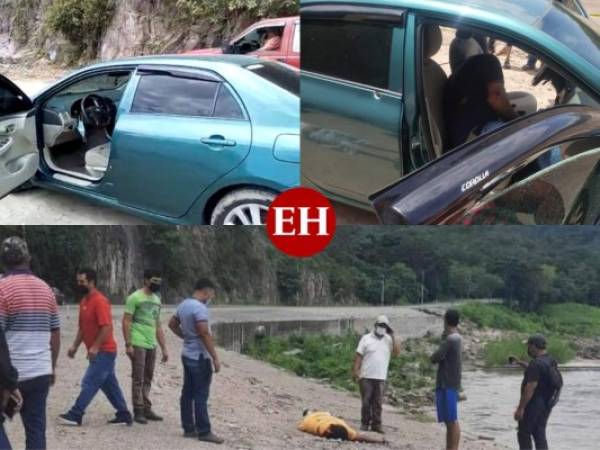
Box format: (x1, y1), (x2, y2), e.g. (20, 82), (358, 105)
(444, 54), (517, 149)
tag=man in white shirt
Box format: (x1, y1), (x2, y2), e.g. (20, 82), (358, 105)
(353, 315), (401, 433)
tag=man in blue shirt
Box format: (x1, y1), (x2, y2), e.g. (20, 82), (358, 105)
(168, 279), (223, 445)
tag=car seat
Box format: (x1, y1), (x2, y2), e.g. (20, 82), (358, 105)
(449, 30), (484, 73)
(422, 24), (448, 157)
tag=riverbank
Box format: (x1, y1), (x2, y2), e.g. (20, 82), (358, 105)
(243, 302), (600, 420)
(3, 310), (502, 450)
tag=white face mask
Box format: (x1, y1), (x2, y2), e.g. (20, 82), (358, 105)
(375, 326), (387, 337)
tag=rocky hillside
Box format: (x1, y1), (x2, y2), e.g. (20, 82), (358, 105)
(0, 0), (297, 64)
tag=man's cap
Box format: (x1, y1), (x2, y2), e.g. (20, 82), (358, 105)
(1, 236), (30, 265)
(375, 315), (389, 325)
(375, 315), (393, 331)
(526, 334), (547, 349)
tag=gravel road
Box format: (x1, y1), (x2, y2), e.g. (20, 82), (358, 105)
(2, 307), (504, 450)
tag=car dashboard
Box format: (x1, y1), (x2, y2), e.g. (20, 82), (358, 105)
(42, 105), (81, 148)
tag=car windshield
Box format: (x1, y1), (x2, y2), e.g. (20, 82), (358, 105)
(536, 3), (600, 71)
(245, 62), (299, 96)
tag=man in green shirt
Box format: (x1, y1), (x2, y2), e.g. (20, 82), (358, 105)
(122, 269), (169, 424)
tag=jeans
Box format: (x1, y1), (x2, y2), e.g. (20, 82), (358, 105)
(180, 355), (213, 435)
(18, 375), (50, 450)
(68, 352), (130, 421)
(131, 346), (156, 413)
(0, 423), (11, 450)
(359, 378), (384, 428)
(517, 397), (551, 450)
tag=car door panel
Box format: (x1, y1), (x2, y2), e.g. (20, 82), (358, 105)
(110, 114), (251, 218)
(370, 105), (600, 224)
(301, 7), (405, 206)
(302, 77), (403, 204)
(0, 75), (37, 198)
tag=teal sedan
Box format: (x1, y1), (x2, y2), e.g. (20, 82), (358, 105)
(301, 0), (600, 219)
(0, 55), (299, 224)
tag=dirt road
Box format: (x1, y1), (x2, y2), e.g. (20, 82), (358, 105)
(2, 309), (503, 450)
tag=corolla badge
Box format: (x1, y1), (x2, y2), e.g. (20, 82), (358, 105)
(461, 170), (490, 192)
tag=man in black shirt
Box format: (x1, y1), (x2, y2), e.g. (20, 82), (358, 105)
(513, 334), (557, 450)
(0, 327), (21, 449)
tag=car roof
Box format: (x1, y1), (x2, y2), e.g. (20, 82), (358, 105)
(303, 0), (570, 28)
(81, 54), (262, 71)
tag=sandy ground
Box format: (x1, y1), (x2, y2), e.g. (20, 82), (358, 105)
(0, 189), (151, 225)
(2, 309), (504, 450)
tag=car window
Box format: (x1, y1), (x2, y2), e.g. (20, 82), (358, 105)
(463, 139), (600, 225)
(302, 19), (393, 90)
(131, 75), (219, 117)
(55, 72), (132, 97)
(540, 5), (600, 71)
(245, 62), (299, 96)
(0, 81), (30, 115)
(293, 23), (300, 53)
(234, 25), (284, 53)
(213, 85), (244, 119)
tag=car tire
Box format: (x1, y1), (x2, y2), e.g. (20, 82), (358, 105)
(210, 188), (276, 225)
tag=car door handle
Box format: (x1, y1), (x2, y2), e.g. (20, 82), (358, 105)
(201, 136), (236, 147)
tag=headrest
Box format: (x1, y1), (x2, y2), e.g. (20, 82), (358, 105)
(423, 25), (442, 59)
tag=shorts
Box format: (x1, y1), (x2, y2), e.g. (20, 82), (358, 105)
(435, 388), (458, 423)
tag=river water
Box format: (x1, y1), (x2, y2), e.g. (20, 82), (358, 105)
(461, 369), (600, 450)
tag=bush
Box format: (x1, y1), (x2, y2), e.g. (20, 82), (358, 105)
(540, 303), (600, 337)
(460, 303), (541, 333)
(483, 336), (575, 367)
(244, 332), (435, 394)
(460, 302), (600, 338)
(170, 0), (298, 25)
(45, 0), (116, 59)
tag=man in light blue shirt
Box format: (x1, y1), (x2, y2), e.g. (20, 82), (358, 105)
(168, 279), (223, 445)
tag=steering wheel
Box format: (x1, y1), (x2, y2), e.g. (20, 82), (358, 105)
(80, 94), (114, 128)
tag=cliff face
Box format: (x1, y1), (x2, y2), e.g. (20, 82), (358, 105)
(98, 0), (255, 60)
(0, 226), (328, 306)
(0, 0), (286, 64)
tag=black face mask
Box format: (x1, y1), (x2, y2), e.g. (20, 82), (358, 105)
(76, 285), (89, 297)
(149, 283), (161, 293)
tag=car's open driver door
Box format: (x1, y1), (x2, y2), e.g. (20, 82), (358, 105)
(0, 74), (38, 200)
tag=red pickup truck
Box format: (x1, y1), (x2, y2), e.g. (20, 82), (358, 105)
(184, 16), (300, 68)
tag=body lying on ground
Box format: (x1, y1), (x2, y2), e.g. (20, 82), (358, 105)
(298, 410), (385, 444)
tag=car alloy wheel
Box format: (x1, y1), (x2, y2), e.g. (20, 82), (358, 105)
(222, 203), (269, 225)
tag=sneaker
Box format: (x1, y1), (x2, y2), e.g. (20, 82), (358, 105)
(134, 413), (147, 425)
(58, 412), (82, 426)
(144, 410), (163, 421)
(198, 432), (224, 444)
(108, 415), (133, 426)
(360, 424), (369, 431)
(183, 431), (199, 438)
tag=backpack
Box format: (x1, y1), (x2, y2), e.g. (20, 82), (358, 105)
(540, 356), (563, 408)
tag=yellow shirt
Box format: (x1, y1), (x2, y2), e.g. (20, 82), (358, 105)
(298, 411), (358, 441)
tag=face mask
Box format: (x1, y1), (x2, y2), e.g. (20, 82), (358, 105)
(375, 326), (387, 337)
(149, 283), (161, 293)
(76, 285), (89, 297)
